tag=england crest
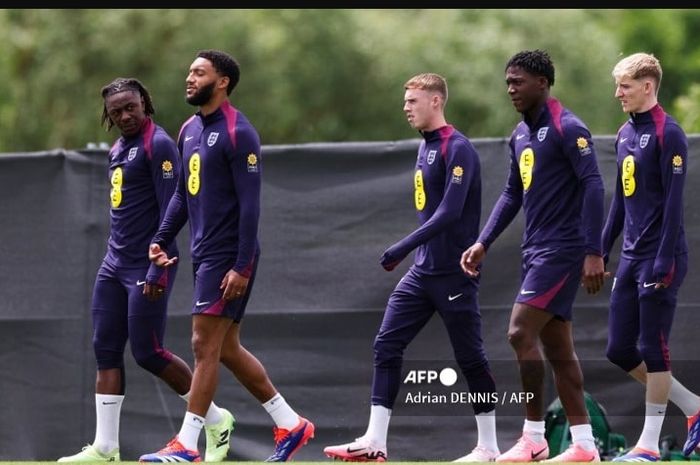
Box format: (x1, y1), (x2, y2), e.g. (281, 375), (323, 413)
(537, 127), (549, 142)
(640, 134), (650, 149)
(427, 150), (437, 165)
(128, 147), (138, 161)
(207, 132), (219, 147)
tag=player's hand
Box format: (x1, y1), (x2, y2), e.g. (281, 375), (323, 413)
(143, 282), (166, 301)
(654, 273), (671, 290)
(380, 248), (402, 272)
(581, 254), (605, 295)
(149, 243), (178, 267)
(220, 269), (249, 301)
(460, 243), (486, 277)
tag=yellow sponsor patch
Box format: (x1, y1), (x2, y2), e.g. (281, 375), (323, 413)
(110, 167), (123, 208)
(414, 169), (426, 211)
(451, 165), (463, 184)
(247, 153), (259, 172)
(188, 153), (201, 195)
(162, 160), (174, 179)
(622, 155), (636, 197)
(519, 148), (535, 191)
(577, 136), (592, 155)
(672, 154), (684, 174)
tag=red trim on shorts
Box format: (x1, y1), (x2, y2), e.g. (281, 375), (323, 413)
(523, 273), (570, 310)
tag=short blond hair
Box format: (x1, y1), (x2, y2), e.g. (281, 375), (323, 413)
(404, 73), (448, 104)
(612, 52), (662, 90)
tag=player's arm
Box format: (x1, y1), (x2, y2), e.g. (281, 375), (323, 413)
(601, 129), (627, 274)
(653, 124), (687, 287)
(460, 150), (521, 277)
(564, 125), (605, 256)
(380, 141), (476, 271)
(150, 135), (189, 266)
(601, 164), (624, 265)
(145, 134), (182, 299)
(221, 127), (261, 299)
(477, 141), (523, 250)
(563, 124), (605, 294)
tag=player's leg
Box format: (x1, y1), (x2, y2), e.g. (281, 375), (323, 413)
(127, 264), (234, 462)
(606, 258), (658, 462)
(324, 268), (433, 462)
(140, 258), (237, 463)
(140, 312), (232, 463)
(218, 321), (313, 462)
(58, 264), (126, 462)
(499, 247), (586, 463)
(494, 303), (553, 463)
(639, 255), (699, 457)
(606, 257), (656, 458)
(616, 255), (689, 462)
(625, 363), (700, 433)
(127, 264), (191, 394)
(186, 257), (311, 462)
(435, 273), (499, 463)
(540, 318), (598, 462)
(534, 248), (598, 463)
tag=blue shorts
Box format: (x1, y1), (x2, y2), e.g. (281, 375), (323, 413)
(515, 246), (585, 321)
(191, 256), (258, 322)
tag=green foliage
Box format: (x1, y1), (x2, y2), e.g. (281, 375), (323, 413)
(0, 9), (696, 152)
(616, 9), (700, 129)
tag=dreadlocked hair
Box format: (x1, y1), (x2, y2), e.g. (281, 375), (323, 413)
(100, 77), (155, 130)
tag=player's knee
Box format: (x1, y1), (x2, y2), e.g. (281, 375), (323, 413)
(507, 326), (533, 350)
(134, 351), (169, 375)
(94, 346), (124, 371)
(191, 332), (219, 362)
(455, 356), (489, 377)
(606, 345), (641, 372)
(639, 344), (670, 373)
(373, 337), (404, 367)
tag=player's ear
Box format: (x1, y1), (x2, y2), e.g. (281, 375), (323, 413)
(218, 75), (230, 92)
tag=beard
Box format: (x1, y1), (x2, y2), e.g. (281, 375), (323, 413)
(186, 81), (216, 106)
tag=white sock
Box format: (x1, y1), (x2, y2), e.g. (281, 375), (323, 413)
(475, 410), (499, 452)
(362, 405), (391, 448)
(180, 391), (224, 426)
(670, 377), (700, 417)
(177, 411), (205, 451)
(636, 402), (666, 452)
(262, 393), (300, 430)
(523, 419), (546, 443)
(570, 423), (597, 451)
(93, 394), (124, 454)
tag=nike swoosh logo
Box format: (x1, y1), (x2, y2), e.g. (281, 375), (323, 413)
(643, 282), (657, 288)
(531, 446), (548, 459)
(347, 447), (368, 454)
(102, 401), (118, 405)
(520, 290), (536, 295)
(448, 293), (463, 301)
(195, 300), (211, 306)
(136, 280), (146, 286)
(620, 137), (628, 143)
(185, 136), (194, 141)
(516, 134), (526, 140)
